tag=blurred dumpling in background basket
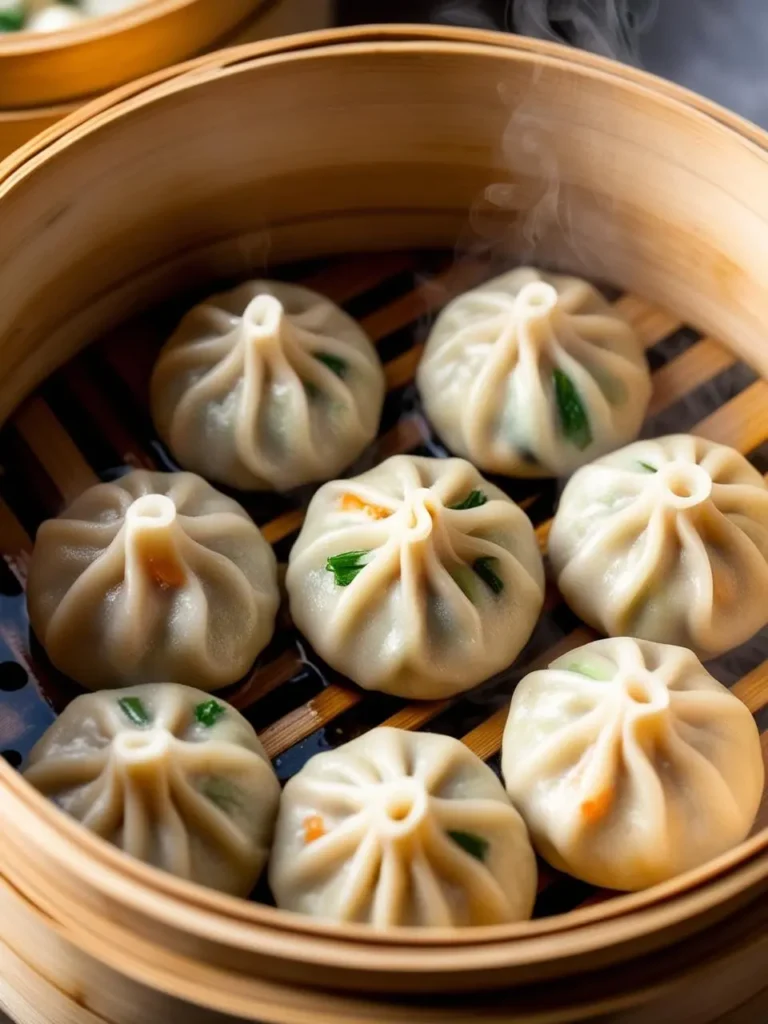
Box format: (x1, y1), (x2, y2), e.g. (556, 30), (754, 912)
(549, 434), (768, 658)
(150, 280), (385, 491)
(3, 0), (141, 33)
(25, 683), (281, 896)
(416, 267), (651, 478)
(286, 454), (544, 699)
(27, 470), (279, 691)
(502, 637), (764, 891)
(269, 727), (537, 928)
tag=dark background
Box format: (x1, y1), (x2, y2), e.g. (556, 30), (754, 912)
(337, 0), (768, 128)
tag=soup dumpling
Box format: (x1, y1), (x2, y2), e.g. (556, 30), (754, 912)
(150, 280), (385, 491)
(502, 637), (764, 890)
(549, 434), (768, 658)
(27, 470), (279, 691)
(25, 684), (280, 895)
(417, 268), (651, 477)
(269, 727), (537, 927)
(286, 455), (545, 699)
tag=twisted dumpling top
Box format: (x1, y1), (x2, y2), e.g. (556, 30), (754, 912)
(270, 727), (537, 927)
(27, 470), (279, 691)
(150, 280), (385, 491)
(502, 637), (764, 890)
(549, 434), (768, 657)
(417, 267), (651, 477)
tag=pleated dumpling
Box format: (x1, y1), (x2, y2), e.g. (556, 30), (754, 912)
(24, 684), (281, 895)
(549, 434), (768, 658)
(416, 267), (651, 477)
(286, 455), (545, 699)
(269, 727), (537, 927)
(150, 280), (385, 491)
(502, 638), (764, 890)
(27, 470), (279, 691)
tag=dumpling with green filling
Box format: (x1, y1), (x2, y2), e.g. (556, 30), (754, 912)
(416, 267), (651, 477)
(150, 280), (385, 491)
(549, 434), (768, 657)
(269, 726), (537, 927)
(501, 638), (764, 890)
(24, 683), (281, 896)
(286, 455), (544, 699)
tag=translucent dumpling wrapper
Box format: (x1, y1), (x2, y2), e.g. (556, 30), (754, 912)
(502, 638), (764, 891)
(286, 455), (545, 699)
(269, 727), (537, 927)
(150, 280), (385, 491)
(416, 267), (651, 477)
(548, 434), (768, 658)
(24, 684), (281, 895)
(27, 470), (279, 691)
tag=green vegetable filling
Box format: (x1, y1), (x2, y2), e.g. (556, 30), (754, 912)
(195, 700), (226, 728)
(314, 353), (348, 378)
(449, 490), (488, 511)
(201, 777), (241, 814)
(118, 697), (150, 727)
(637, 460), (657, 473)
(448, 830), (489, 861)
(0, 3), (23, 30)
(566, 661), (614, 682)
(473, 557), (504, 595)
(326, 550), (370, 587)
(552, 368), (592, 450)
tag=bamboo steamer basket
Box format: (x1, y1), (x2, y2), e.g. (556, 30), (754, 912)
(0, 0), (333, 160)
(0, 23), (767, 1024)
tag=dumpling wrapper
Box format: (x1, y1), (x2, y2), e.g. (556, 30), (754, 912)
(417, 267), (651, 477)
(24, 683), (281, 896)
(548, 434), (768, 658)
(27, 470), (279, 691)
(150, 280), (385, 491)
(502, 637), (764, 891)
(269, 727), (537, 928)
(286, 455), (545, 699)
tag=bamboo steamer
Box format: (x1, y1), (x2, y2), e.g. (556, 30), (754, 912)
(0, 23), (767, 1024)
(0, 0), (333, 160)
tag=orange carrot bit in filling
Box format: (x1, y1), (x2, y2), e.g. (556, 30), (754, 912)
(303, 814), (326, 844)
(147, 556), (186, 590)
(340, 493), (392, 520)
(580, 786), (614, 824)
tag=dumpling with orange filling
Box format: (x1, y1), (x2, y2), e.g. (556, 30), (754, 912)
(27, 470), (278, 691)
(501, 637), (764, 890)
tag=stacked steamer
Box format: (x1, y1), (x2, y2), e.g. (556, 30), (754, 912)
(0, 23), (767, 1024)
(0, 0), (332, 160)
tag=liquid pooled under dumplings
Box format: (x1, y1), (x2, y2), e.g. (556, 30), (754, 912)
(286, 455), (545, 699)
(417, 267), (651, 477)
(269, 727), (537, 928)
(549, 434), (768, 657)
(24, 683), (281, 895)
(150, 280), (385, 491)
(502, 637), (764, 891)
(27, 470), (279, 691)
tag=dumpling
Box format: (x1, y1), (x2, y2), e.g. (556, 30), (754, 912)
(416, 267), (651, 477)
(27, 470), (279, 691)
(502, 638), (764, 890)
(24, 683), (281, 895)
(269, 727), (537, 927)
(286, 455), (545, 699)
(548, 434), (768, 658)
(150, 280), (385, 491)
(26, 5), (85, 31)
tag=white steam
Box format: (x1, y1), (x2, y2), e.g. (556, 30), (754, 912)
(512, 0), (659, 65)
